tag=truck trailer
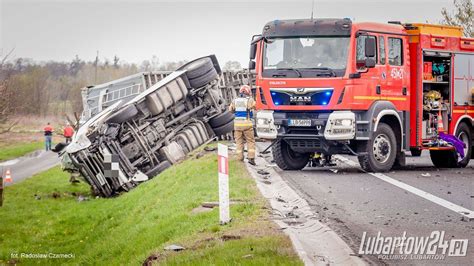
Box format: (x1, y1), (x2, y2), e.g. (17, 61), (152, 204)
(251, 19), (474, 172)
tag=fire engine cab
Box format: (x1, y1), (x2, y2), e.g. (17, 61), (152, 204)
(249, 18), (474, 172)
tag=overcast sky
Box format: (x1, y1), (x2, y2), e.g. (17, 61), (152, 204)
(0, 0), (456, 65)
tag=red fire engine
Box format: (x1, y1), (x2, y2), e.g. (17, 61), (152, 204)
(249, 19), (474, 172)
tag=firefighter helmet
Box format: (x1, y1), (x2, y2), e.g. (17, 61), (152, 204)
(239, 85), (251, 95)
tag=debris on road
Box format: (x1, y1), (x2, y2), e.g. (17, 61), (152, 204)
(276, 196), (287, 203)
(421, 173), (431, 177)
(257, 169), (270, 175)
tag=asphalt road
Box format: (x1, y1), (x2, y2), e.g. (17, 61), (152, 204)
(0, 150), (60, 186)
(256, 142), (473, 265)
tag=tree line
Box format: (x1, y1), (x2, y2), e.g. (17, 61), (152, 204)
(0, 53), (241, 125)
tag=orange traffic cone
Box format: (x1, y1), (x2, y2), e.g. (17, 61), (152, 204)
(4, 169), (12, 183)
(437, 109), (445, 133)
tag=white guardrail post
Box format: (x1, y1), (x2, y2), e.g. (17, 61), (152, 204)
(218, 143), (230, 224)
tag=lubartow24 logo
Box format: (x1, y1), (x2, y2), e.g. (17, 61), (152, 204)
(358, 231), (469, 260)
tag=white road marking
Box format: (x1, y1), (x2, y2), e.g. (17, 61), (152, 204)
(0, 159), (19, 166)
(335, 155), (474, 221)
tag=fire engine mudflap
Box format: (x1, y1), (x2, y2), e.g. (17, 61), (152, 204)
(55, 55), (235, 197)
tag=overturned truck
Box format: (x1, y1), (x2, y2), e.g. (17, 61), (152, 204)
(60, 56), (237, 197)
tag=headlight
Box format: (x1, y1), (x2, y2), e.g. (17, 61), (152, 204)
(334, 119), (353, 127)
(257, 118), (267, 125)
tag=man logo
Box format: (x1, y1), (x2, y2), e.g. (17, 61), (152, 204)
(296, 88), (305, 94)
(290, 96), (311, 103)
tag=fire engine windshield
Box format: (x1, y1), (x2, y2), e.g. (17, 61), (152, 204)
(263, 37), (350, 78)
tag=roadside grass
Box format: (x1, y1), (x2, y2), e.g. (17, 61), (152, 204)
(0, 145), (301, 265)
(0, 141), (44, 162)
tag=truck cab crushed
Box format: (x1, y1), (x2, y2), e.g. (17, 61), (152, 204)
(60, 55), (236, 197)
(250, 19), (474, 172)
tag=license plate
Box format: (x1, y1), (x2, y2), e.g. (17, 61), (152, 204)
(288, 119), (311, 127)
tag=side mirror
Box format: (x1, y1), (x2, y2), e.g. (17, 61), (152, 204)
(250, 43), (257, 60)
(365, 58), (376, 68)
(365, 38), (376, 58)
(249, 60), (256, 70)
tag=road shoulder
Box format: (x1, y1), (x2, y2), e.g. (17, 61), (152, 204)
(245, 150), (367, 265)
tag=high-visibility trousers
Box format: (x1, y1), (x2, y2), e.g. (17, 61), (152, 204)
(234, 122), (255, 160)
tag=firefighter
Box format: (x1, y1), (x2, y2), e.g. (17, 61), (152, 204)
(43, 122), (54, 151)
(63, 123), (74, 144)
(229, 85), (256, 165)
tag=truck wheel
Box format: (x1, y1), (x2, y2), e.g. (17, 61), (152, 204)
(180, 57), (214, 79)
(209, 110), (234, 128)
(272, 139), (310, 170)
(429, 150), (457, 168)
(455, 123), (472, 167)
(212, 121), (234, 136)
(188, 68), (218, 88)
(105, 105), (138, 124)
(410, 148), (422, 157)
(358, 123), (397, 172)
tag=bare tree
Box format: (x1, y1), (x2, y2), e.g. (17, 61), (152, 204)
(441, 0), (473, 37)
(113, 55), (120, 69)
(0, 49), (20, 134)
(223, 61), (242, 71)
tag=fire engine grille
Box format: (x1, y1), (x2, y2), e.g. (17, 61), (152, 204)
(287, 139), (321, 149)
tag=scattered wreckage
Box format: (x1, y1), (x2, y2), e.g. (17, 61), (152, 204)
(57, 55), (241, 197)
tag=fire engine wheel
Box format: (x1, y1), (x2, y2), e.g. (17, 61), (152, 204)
(358, 123), (397, 172)
(272, 139), (310, 170)
(410, 148), (422, 157)
(430, 123), (472, 168)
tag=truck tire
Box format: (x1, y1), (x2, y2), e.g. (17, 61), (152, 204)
(410, 148), (422, 157)
(430, 123), (472, 168)
(358, 123), (397, 172)
(209, 110), (234, 128)
(188, 68), (218, 88)
(181, 57), (214, 79)
(212, 121), (234, 136)
(455, 123), (472, 167)
(145, 160), (171, 178)
(105, 105), (138, 124)
(272, 139), (310, 170)
(429, 150), (456, 168)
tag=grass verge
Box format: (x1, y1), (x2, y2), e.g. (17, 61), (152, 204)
(0, 145), (301, 265)
(0, 141), (43, 162)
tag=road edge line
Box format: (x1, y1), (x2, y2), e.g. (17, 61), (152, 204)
(245, 150), (367, 266)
